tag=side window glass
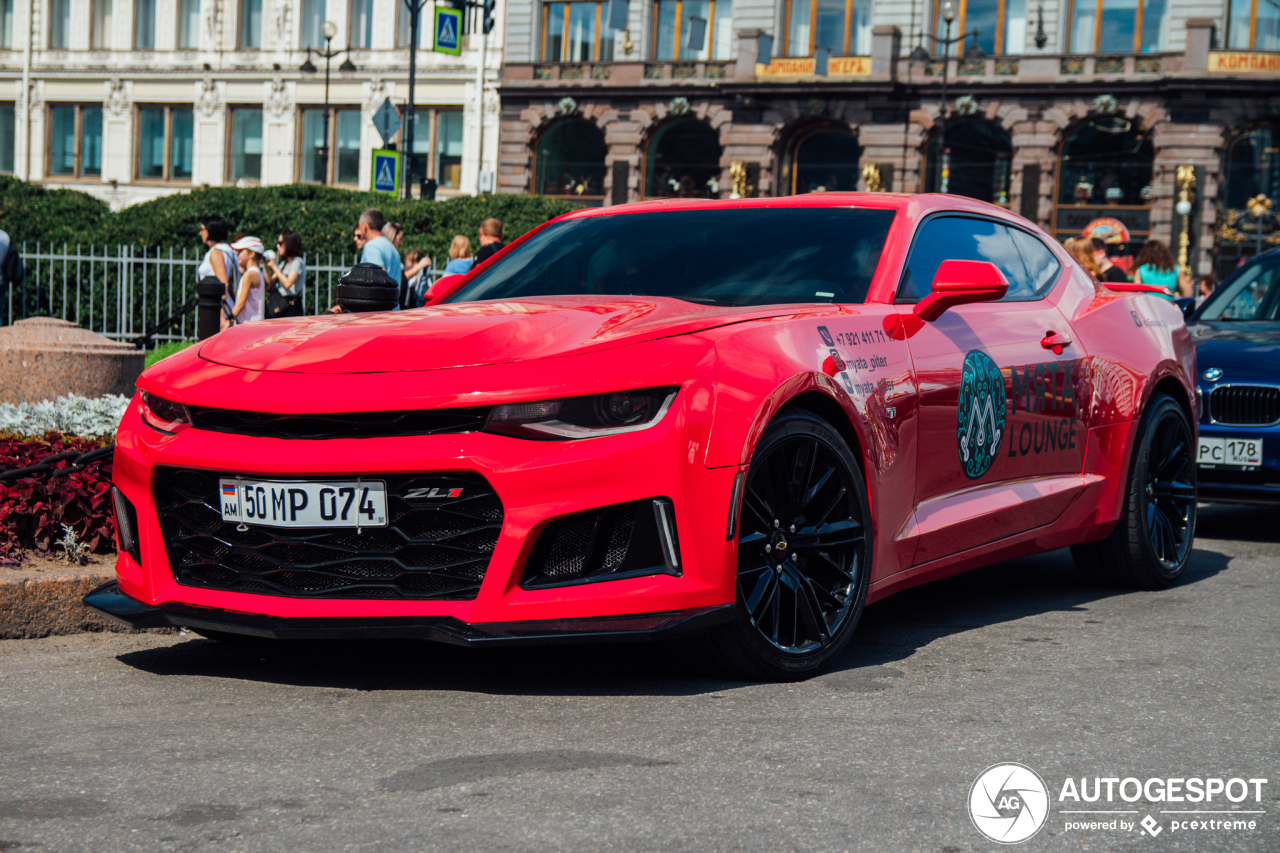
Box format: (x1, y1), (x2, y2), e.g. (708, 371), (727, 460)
(897, 217), (1032, 302)
(1008, 227), (1062, 299)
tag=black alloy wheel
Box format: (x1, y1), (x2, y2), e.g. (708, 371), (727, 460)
(690, 408), (872, 680)
(1072, 393), (1197, 589)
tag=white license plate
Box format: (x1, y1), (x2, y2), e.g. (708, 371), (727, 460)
(1197, 437), (1263, 467)
(219, 478), (388, 528)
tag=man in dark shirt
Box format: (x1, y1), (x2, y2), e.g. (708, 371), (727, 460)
(1091, 237), (1129, 283)
(473, 218), (505, 265)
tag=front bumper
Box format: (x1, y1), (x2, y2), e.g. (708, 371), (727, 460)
(1195, 422), (1280, 505)
(85, 581), (733, 644)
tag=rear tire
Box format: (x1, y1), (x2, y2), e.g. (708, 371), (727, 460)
(1071, 393), (1196, 589)
(689, 408), (872, 681)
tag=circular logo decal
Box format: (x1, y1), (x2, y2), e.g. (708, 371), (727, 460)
(1203, 367), (1223, 382)
(957, 349), (1006, 479)
(968, 763), (1050, 844)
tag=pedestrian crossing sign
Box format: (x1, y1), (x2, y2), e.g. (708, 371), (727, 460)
(371, 149), (401, 195)
(434, 6), (462, 55)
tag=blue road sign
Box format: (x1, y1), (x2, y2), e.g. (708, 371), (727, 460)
(371, 149), (401, 194)
(435, 6), (462, 55)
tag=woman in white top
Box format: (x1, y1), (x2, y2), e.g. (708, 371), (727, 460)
(265, 229), (306, 316)
(197, 216), (239, 329)
(229, 236), (267, 325)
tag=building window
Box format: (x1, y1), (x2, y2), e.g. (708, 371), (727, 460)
(48, 105), (103, 178)
(925, 118), (1012, 203)
(1223, 122), (1280, 211)
(49, 0), (71, 48)
(645, 119), (721, 198)
(934, 0), (1025, 55)
(1069, 0), (1168, 53)
(535, 119), (607, 200)
(350, 0), (373, 47)
(1058, 118), (1153, 207)
(298, 107), (362, 184)
(137, 106), (193, 181)
(785, 124), (863, 194)
(398, 0), (428, 46)
(436, 110), (463, 187)
(541, 1), (615, 61)
(240, 0), (261, 48)
(652, 0), (733, 60)
(301, 0), (325, 47)
(1227, 0), (1280, 49)
(785, 0), (870, 56)
(0, 103), (14, 174)
(178, 0), (200, 47)
(0, 0), (13, 48)
(228, 108), (262, 182)
(135, 0), (155, 48)
(92, 0), (113, 48)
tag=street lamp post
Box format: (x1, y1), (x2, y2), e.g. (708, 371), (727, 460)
(300, 21), (356, 185)
(1175, 165), (1196, 279)
(908, 0), (984, 194)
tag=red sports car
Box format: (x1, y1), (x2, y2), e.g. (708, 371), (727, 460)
(88, 194), (1198, 680)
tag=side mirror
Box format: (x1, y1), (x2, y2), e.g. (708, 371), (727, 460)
(421, 274), (463, 306)
(914, 260), (1009, 322)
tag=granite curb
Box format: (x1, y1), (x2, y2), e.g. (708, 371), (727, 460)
(0, 554), (170, 639)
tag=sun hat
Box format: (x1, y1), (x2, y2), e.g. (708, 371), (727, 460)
(230, 236), (264, 254)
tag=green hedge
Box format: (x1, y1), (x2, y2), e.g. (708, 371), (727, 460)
(0, 178), (583, 263)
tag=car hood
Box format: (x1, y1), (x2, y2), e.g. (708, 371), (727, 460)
(198, 296), (835, 374)
(1188, 321), (1280, 372)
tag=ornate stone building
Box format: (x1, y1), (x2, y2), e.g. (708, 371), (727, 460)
(497, 0), (1280, 276)
(0, 0), (502, 207)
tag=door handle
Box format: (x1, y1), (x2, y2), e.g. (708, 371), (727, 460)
(1040, 331), (1072, 355)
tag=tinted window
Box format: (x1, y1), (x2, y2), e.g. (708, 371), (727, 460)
(446, 208), (896, 308)
(1199, 256), (1280, 320)
(897, 216), (1060, 302)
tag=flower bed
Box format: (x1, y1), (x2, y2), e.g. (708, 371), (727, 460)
(0, 433), (115, 564)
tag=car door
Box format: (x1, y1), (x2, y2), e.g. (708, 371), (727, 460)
(897, 216), (1088, 566)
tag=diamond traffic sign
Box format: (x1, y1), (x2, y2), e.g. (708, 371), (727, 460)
(372, 98), (402, 147)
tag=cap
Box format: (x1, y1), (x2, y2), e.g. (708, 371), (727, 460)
(230, 236), (264, 254)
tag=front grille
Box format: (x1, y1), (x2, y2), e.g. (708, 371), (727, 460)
(187, 406), (490, 440)
(522, 498), (679, 589)
(1209, 385), (1280, 426)
(156, 468), (503, 600)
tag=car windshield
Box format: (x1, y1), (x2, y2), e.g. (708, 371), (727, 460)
(446, 207), (896, 307)
(1199, 256), (1280, 321)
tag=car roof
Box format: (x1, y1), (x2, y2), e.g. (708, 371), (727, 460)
(557, 192), (1028, 223)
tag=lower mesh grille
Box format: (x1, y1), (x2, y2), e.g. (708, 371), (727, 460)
(156, 468), (503, 600)
(522, 498), (679, 589)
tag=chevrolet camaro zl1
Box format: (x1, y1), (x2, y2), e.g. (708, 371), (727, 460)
(88, 194), (1198, 680)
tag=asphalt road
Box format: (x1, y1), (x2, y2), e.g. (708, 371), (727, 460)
(2, 503), (1277, 853)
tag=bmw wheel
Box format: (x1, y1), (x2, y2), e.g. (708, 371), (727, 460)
(692, 408), (872, 681)
(1071, 393), (1196, 589)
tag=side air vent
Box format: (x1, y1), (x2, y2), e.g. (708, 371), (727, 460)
(521, 498), (680, 589)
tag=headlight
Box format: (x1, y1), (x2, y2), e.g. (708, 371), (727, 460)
(484, 387), (678, 440)
(139, 391), (191, 435)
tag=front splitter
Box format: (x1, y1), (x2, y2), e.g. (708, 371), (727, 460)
(83, 582), (734, 646)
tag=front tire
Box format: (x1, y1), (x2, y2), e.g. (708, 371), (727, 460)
(691, 408), (872, 681)
(1071, 393), (1196, 588)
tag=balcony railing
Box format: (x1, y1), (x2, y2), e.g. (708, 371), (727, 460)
(506, 60), (733, 85)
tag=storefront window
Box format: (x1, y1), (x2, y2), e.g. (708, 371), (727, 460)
(542, 1), (615, 61)
(1070, 0), (1167, 53)
(1227, 0), (1280, 50)
(334, 109), (361, 185)
(645, 119), (721, 198)
(925, 119), (1012, 204)
(652, 0), (733, 59)
(785, 0), (870, 56)
(1058, 118), (1153, 207)
(536, 119), (607, 200)
(1223, 123), (1280, 212)
(139, 108), (166, 178)
(299, 108), (362, 184)
(936, 0), (1026, 54)
(786, 125), (862, 194)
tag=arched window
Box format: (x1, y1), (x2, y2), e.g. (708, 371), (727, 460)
(644, 119), (722, 198)
(535, 119), (607, 202)
(924, 118), (1012, 204)
(1222, 122), (1280, 212)
(1057, 118), (1153, 208)
(784, 125), (863, 194)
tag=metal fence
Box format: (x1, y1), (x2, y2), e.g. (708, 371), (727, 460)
(6, 244), (441, 344)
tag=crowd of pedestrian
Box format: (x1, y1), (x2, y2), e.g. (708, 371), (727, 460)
(1063, 234), (1216, 304)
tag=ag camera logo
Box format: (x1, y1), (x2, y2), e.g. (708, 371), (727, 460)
(969, 763), (1050, 844)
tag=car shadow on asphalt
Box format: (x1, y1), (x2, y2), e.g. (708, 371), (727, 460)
(1195, 502), (1280, 544)
(114, 542), (1235, 697)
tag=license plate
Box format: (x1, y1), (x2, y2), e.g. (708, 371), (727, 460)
(219, 478), (388, 528)
(1196, 437), (1263, 467)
